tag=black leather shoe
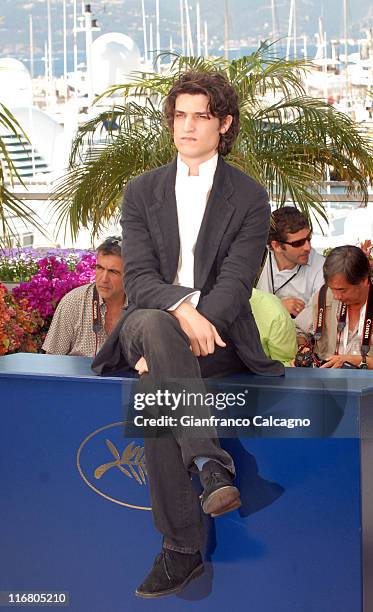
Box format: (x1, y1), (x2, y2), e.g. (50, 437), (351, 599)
(135, 549), (204, 598)
(200, 460), (241, 517)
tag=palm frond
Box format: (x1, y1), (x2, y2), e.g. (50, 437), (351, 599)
(0, 103), (29, 186)
(0, 104), (48, 245)
(51, 45), (373, 239)
(51, 122), (174, 239)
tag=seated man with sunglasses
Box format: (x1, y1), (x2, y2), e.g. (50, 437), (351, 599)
(43, 237), (126, 357)
(256, 206), (324, 318)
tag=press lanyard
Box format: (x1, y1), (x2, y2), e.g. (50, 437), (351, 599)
(334, 302), (348, 356)
(335, 283), (373, 364)
(92, 286), (102, 357)
(269, 251), (301, 295)
(315, 282), (373, 365)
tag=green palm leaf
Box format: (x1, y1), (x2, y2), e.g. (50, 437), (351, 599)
(0, 103), (47, 245)
(51, 43), (373, 239)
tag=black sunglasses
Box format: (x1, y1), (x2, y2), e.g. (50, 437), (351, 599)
(278, 232), (312, 248)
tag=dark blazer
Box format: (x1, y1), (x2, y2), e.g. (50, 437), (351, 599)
(92, 156), (284, 377)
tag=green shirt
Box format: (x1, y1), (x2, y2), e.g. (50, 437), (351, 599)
(250, 288), (297, 366)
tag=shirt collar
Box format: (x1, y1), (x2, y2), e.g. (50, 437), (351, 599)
(176, 153), (218, 181)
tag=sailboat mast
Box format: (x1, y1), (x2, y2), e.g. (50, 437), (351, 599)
(184, 0), (194, 56)
(343, 0), (350, 95)
(84, 4), (93, 104)
(73, 0), (78, 74)
(47, 0), (53, 80)
(196, 0), (201, 57)
(224, 0), (229, 60)
(293, 0), (297, 58)
(141, 0), (148, 62)
(155, 0), (160, 72)
(149, 21), (154, 66)
(179, 0), (185, 55)
(29, 14), (34, 79)
(286, 0), (293, 59)
(63, 0), (67, 80)
(271, 0), (278, 48)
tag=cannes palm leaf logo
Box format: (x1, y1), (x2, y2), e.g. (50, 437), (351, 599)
(94, 440), (147, 485)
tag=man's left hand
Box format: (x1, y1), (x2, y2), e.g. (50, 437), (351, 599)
(135, 356), (149, 374)
(320, 355), (360, 368)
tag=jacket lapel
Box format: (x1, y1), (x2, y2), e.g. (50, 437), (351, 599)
(194, 157), (235, 289)
(149, 159), (180, 283)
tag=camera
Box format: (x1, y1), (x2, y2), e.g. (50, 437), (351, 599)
(341, 361), (359, 369)
(294, 337), (326, 368)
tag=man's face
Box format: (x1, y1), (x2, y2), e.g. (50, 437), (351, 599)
(272, 227), (312, 268)
(172, 93), (232, 167)
(327, 273), (370, 305)
(95, 253), (124, 302)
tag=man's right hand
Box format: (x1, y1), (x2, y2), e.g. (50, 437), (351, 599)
(171, 302), (226, 357)
(281, 297), (305, 317)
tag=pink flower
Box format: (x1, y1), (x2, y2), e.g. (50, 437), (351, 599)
(12, 253), (97, 323)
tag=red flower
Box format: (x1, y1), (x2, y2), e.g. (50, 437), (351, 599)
(1, 251), (96, 355)
(0, 283), (43, 355)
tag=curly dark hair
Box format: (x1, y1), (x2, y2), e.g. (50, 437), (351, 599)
(163, 71), (240, 156)
(268, 206), (310, 244)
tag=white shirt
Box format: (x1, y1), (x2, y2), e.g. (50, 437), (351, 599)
(169, 153), (218, 310)
(256, 247), (325, 305)
(296, 295), (369, 356)
(342, 303), (367, 355)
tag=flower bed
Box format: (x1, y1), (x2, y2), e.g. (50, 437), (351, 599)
(0, 284), (43, 355)
(0, 247), (94, 282)
(0, 248), (96, 354)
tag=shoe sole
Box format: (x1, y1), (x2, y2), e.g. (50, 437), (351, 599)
(202, 485), (241, 517)
(135, 564), (205, 599)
